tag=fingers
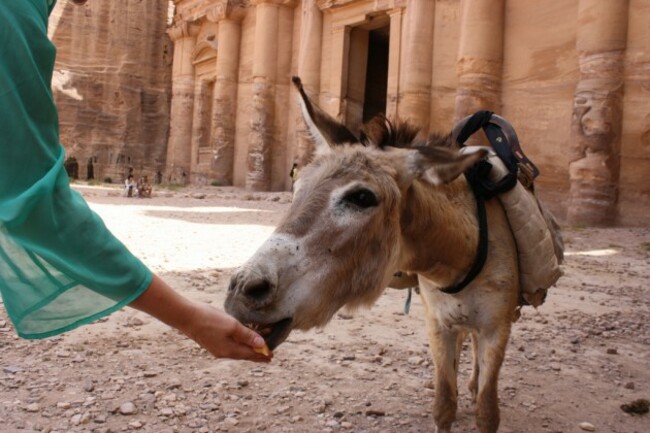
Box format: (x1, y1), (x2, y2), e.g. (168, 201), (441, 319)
(231, 323), (273, 361)
(230, 320), (266, 350)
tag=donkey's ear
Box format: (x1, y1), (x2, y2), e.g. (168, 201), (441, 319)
(411, 146), (488, 185)
(292, 76), (359, 154)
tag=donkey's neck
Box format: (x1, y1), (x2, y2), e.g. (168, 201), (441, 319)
(398, 177), (479, 287)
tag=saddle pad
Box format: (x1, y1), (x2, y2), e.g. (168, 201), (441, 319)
(487, 155), (564, 307)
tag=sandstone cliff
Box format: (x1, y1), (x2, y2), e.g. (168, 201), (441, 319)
(49, 0), (173, 184)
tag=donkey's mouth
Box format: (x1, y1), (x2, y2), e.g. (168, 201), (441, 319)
(246, 318), (293, 350)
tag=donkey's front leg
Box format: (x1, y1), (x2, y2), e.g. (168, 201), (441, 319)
(468, 332), (480, 401)
(474, 325), (511, 433)
(427, 319), (461, 433)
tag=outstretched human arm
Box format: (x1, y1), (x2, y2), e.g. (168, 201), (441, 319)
(129, 275), (271, 361)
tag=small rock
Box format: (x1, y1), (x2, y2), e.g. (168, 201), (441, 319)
(70, 414), (83, 426)
(623, 382), (635, 390)
(408, 356), (424, 365)
(25, 403), (40, 412)
(127, 316), (144, 327)
(606, 348), (618, 355)
(3, 365), (22, 374)
(621, 398), (649, 415)
(0, 319), (6, 327)
(57, 402), (71, 409)
(84, 382), (95, 392)
(56, 350), (71, 358)
(128, 420), (144, 429)
(166, 379), (182, 390)
(225, 417), (239, 426)
(365, 409), (386, 417)
(579, 422), (595, 431)
(119, 401), (137, 415)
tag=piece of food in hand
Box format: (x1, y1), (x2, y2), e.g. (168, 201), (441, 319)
(254, 344), (272, 357)
(246, 323), (272, 357)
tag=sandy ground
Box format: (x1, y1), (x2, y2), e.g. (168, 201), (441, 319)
(0, 183), (648, 433)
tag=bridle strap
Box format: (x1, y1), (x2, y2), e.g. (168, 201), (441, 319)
(439, 111), (521, 295)
(439, 177), (488, 294)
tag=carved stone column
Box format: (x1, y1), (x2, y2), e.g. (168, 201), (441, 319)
(166, 21), (200, 184)
(399, 0), (434, 134)
(453, 0), (504, 121)
(190, 79), (211, 175)
(294, 0), (323, 168)
(207, 2), (246, 185)
(567, 0), (628, 226)
(385, 7), (404, 119)
(247, 0), (297, 191)
(326, 25), (351, 119)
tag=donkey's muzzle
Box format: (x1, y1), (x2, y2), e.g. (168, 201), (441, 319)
(227, 273), (275, 310)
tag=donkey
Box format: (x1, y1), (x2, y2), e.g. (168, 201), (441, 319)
(225, 77), (521, 433)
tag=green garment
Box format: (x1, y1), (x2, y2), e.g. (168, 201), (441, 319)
(0, 0), (153, 339)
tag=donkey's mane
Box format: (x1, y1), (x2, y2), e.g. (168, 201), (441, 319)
(359, 115), (455, 151)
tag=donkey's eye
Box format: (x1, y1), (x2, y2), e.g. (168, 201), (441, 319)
(342, 188), (378, 208)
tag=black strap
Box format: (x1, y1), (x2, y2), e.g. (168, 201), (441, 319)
(456, 111), (518, 199)
(440, 180), (488, 294)
(439, 111), (519, 295)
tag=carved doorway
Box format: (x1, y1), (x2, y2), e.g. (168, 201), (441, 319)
(345, 17), (390, 133)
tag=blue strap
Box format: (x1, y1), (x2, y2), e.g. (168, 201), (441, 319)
(404, 287), (413, 315)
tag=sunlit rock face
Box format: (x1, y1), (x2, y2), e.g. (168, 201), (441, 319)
(46, 0), (650, 225)
(49, 0), (173, 184)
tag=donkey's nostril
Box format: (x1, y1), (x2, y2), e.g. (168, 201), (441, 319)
(243, 279), (273, 303)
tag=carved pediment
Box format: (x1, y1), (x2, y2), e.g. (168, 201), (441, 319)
(192, 39), (218, 64)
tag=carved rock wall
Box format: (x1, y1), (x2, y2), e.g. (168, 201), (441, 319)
(60, 0), (645, 225)
(49, 0), (172, 183)
(619, 0), (650, 225)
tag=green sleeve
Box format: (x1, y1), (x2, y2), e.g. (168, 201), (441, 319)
(0, 0), (153, 339)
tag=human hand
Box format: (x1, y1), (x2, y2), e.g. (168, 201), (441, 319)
(182, 302), (272, 362)
(129, 275), (271, 362)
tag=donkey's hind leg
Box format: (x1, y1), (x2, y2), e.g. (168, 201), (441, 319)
(474, 324), (511, 433)
(427, 320), (462, 433)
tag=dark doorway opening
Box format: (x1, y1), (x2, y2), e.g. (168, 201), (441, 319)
(362, 26), (389, 123)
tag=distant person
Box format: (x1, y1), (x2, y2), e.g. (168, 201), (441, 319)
(155, 170), (162, 185)
(289, 162), (299, 191)
(124, 174), (136, 197)
(0, 0), (269, 362)
(137, 175), (152, 198)
(87, 158), (94, 180)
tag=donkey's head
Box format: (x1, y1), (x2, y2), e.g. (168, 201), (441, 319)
(224, 77), (486, 350)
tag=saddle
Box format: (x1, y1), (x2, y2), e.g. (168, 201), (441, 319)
(453, 111), (564, 307)
(390, 112), (564, 309)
